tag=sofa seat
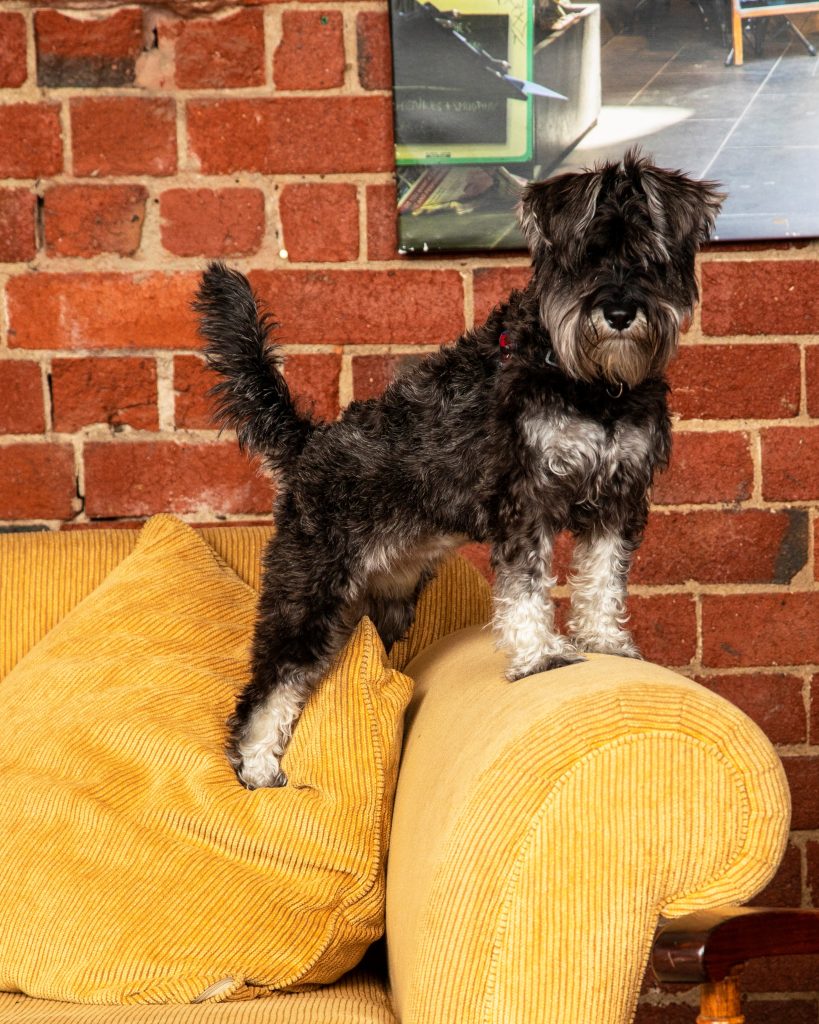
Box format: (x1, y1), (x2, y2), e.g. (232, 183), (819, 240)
(0, 970), (394, 1023)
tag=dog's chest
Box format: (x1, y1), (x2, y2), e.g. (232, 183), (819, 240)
(520, 411), (652, 498)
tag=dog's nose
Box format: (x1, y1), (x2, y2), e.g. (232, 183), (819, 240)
(603, 303), (637, 331)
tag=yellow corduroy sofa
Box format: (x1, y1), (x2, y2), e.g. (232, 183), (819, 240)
(0, 522), (791, 1024)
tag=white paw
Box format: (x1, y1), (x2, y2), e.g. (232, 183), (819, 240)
(507, 637), (584, 680)
(571, 631), (642, 659)
(236, 746), (287, 789)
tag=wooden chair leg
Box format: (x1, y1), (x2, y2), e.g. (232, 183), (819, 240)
(731, 4), (744, 64)
(697, 976), (744, 1024)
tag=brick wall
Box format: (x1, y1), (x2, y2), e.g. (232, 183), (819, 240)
(0, 2), (817, 1017)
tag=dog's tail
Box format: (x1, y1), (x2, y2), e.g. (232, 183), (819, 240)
(193, 262), (315, 472)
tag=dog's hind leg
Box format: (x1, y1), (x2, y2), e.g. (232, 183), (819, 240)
(492, 531), (583, 680)
(227, 534), (363, 789)
(363, 566), (433, 651)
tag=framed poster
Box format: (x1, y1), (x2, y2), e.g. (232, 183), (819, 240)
(389, 0), (819, 251)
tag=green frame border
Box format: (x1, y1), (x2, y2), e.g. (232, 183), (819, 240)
(394, 0), (534, 166)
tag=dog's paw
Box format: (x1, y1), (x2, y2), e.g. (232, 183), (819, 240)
(506, 648), (586, 680)
(571, 632), (642, 660)
(227, 733), (288, 790)
(235, 749), (288, 790)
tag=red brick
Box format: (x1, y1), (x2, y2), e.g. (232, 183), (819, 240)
(652, 431), (753, 505)
(170, 9), (264, 89)
(7, 272), (199, 352)
(633, 1005), (692, 1024)
(274, 11), (344, 90)
(696, 673), (807, 746)
(71, 97), (176, 177)
(43, 184), (147, 258)
(0, 104), (62, 179)
(0, 189), (37, 263)
(279, 184), (359, 263)
(366, 183), (399, 261)
(743, 955), (819, 994)
(0, 363), (45, 434)
(35, 9), (143, 88)
(357, 11), (392, 90)
(83, 441), (272, 518)
(807, 345), (819, 418)
(473, 265), (532, 323)
(748, 841), (803, 906)
(668, 344), (801, 419)
(641, 998), (819, 1024)
(0, 444), (75, 520)
(702, 260), (819, 336)
(51, 357), (158, 432)
(762, 427), (819, 501)
(187, 96), (393, 175)
(782, 755), (819, 830)
(808, 838), (819, 904)
(634, 509), (807, 585)
(811, 674), (819, 744)
(458, 541), (492, 580)
(160, 188), (265, 257)
(0, 12), (27, 88)
(816, 518), (819, 585)
(173, 355), (214, 431)
(352, 354), (424, 401)
(282, 353), (341, 421)
(248, 269), (464, 346)
(628, 594), (697, 666)
(702, 593), (819, 668)
(633, 1004), (692, 1024)
(745, 1001), (819, 1024)
(550, 532), (576, 585)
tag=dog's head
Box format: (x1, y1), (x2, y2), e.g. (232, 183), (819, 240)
(518, 149), (724, 388)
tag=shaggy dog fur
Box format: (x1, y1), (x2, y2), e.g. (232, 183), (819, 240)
(195, 150), (724, 789)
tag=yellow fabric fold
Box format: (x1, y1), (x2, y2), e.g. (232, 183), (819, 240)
(0, 515), (412, 1004)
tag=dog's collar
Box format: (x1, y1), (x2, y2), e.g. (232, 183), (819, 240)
(499, 330), (559, 369)
(499, 331), (627, 399)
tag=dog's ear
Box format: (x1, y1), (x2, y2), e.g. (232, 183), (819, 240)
(636, 161), (725, 250)
(518, 170), (603, 260)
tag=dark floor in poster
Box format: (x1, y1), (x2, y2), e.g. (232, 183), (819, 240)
(554, 5), (819, 240)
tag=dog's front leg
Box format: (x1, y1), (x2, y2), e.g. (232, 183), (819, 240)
(492, 534), (583, 680)
(567, 529), (641, 659)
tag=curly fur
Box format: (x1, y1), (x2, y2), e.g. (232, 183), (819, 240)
(195, 149), (724, 789)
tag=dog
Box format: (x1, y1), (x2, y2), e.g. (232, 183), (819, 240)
(195, 149), (724, 790)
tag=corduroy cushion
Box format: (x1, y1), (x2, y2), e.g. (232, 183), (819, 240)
(0, 526), (493, 681)
(0, 514), (413, 1005)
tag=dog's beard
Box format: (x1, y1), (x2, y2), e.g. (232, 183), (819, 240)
(542, 292), (682, 389)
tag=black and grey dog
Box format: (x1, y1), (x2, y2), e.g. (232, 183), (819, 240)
(195, 150), (723, 789)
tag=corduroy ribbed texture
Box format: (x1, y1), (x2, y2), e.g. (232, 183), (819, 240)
(0, 526), (491, 681)
(0, 515), (413, 1004)
(387, 627), (791, 1024)
(0, 970), (395, 1023)
(0, 524), (793, 1024)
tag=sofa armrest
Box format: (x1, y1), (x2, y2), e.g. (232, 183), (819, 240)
(386, 626), (790, 1024)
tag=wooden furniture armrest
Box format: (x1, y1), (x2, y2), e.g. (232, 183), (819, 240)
(652, 907), (819, 1023)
